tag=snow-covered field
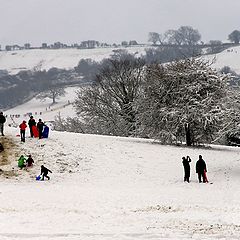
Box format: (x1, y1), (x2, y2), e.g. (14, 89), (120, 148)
(205, 46), (240, 74)
(1, 45), (240, 76)
(0, 46), (146, 75)
(4, 86), (78, 126)
(1, 45), (240, 239)
(0, 127), (240, 240)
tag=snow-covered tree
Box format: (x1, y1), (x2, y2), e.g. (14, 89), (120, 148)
(139, 58), (232, 146)
(74, 57), (145, 136)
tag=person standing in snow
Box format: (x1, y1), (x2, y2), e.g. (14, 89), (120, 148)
(28, 116), (36, 138)
(0, 112), (6, 136)
(40, 165), (52, 180)
(182, 155), (191, 183)
(37, 119), (45, 139)
(196, 155), (207, 183)
(19, 120), (27, 142)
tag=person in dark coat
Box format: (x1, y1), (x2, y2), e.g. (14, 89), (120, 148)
(37, 119), (45, 139)
(40, 165), (52, 180)
(26, 155), (34, 167)
(196, 155), (207, 183)
(0, 112), (6, 136)
(182, 155), (191, 183)
(28, 116), (36, 138)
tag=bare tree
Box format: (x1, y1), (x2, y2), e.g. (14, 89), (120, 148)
(228, 30), (240, 44)
(74, 57), (145, 136)
(165, 26), (201, 45)
(37, 86), (66, 104)
(148, 32), (160, 45)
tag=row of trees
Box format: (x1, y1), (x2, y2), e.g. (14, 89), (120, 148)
(55, 53), (240, 146)
(148, 26), (240, 45)
(148, 26), (201, 45)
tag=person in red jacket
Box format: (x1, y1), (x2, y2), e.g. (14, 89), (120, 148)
(19, 120), (27, 142)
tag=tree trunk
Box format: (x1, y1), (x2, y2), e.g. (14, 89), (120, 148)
(185, 123), (192, 146)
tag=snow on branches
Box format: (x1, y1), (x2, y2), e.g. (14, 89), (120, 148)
(139, 58), (231, 145)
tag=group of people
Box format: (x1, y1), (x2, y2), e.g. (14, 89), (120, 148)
(19, 116), (45, 142)
(18, 154), (52, 180)
(182, 155), (208, 183)
(0, 112), (46, 141)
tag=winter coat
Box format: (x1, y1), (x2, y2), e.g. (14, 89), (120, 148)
(26, 157), (34, 167)
(18, 156), (26, 168)
(196, 159), (207, 173)
(41, 166), (52, 175)
(37, 122), (45, 131)
(28, 118), (36, 127)
(19, 122), (27, 131)
(0, 115), (6, 124)
(182, 158), (191, 171)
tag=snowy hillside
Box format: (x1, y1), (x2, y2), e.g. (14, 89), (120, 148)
(0, 127), (240, 239)
(1, 45), (240, 76)
(205, 46), (240, 74)
(0, 46), (146, 75)
(4, 86), (78, 126)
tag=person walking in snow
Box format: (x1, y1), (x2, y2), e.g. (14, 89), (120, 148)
(40, 165), (52, 180)
(19, 120), (27, 142)
(182, 155), (191, 183)
(28, 116), (36, 138)
(196, 155), (207, 183)
(37, 119), (45, 139)
(0, 112), (6, 136)
(26, 154), (34, 167)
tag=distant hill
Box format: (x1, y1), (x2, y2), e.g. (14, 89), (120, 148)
(0, 46), (146, 75)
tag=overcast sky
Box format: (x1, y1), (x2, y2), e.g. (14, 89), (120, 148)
(0, 0), (240, 46)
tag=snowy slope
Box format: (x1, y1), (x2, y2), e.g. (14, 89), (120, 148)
(0, 128), (240, 240)
(0, 46), (146, 75)
(1, 45), (240, 76)
(4, 86), (78, 126)
(204, 46), (240, 74)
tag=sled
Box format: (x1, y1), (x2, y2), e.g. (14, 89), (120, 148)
(32, 126), (39, 138)
(36, 175), (41, 181)
(204, 170), (209, 183)
(42, 126), (49, 138)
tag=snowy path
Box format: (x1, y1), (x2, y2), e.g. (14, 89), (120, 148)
(1, 128), (240, 239)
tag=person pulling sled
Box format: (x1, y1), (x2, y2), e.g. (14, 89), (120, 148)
(40, 165), (52, 180)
